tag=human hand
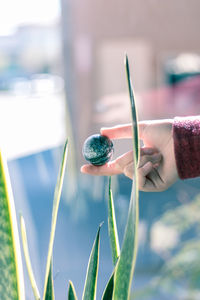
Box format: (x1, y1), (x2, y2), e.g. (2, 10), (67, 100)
(81, 120), (178, 192)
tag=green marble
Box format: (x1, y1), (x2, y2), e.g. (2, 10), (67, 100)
(82, 134), (114, 166)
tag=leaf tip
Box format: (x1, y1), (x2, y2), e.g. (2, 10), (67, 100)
(99, 221), (104, 232)
(124, 52), (128, 62)
(68, 280), (77, 300)
(65, 138), (69, 147)
(124, 53), (129, 67)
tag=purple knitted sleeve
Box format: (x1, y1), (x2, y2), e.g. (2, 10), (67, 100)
(173, 116), (200, 179)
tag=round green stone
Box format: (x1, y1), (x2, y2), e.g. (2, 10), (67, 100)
(82, 134), (114, 166)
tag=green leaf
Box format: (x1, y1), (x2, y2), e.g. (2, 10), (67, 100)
(108, 176), (120, 266)
(45, 262), (54, 300)
(112, 188), (139, 299)
(43, 140), (68, 300)
(112, 55), (139, 299)
(101, 272), (114, 300)
(68, 281), (78, 300)
(20, 215), (41, 300)
(82, 224), (102, 300)
(125, 54), (139, 165)
(0, 150), (25, 299)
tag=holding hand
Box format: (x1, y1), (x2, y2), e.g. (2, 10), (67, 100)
(81, 120), (178, 192)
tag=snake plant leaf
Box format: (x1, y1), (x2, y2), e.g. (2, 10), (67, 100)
(0, 150), (25, 300)
(43, 140), (68, 300)
(112, 55), (139, 299)
(20, 215), (41, 300)
(68, 281), (78, 300)
(44, 262), (54, 300)
(125, 54), (139, 165)
(82, 224), (102, 300)
(101, 272), (114, 300)
(108, 176), (120, 266)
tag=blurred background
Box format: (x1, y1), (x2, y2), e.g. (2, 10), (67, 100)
(1, 0), (200, 299)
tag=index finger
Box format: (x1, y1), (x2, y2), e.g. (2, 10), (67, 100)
(100, 122), (146, 140)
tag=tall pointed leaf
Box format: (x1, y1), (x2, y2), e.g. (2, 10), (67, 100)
(43, 140), (68, 300)
(0, 150), (25, 299)
(20, 215), (41, 300)
(125, 54), (139, 165)
(82, 224), (102, 300)
(44, 262), (54, 300)
(108, 176), (120, 266)
(112, 55), (139, 299)
(68, 281), (78, 300)
(101, 272), (114, 300)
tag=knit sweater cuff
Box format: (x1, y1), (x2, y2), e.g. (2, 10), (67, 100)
(173, 116), (200, 179)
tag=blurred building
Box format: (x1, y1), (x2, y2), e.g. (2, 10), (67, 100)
(0, 23), (67, 160)
(0, 23), (62, 89)
(60, 0), (200, 163)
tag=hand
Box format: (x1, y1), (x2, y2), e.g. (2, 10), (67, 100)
(81, 120), (178, 192)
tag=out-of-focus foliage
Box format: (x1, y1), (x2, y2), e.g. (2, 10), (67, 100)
(134, 194), (200, 300)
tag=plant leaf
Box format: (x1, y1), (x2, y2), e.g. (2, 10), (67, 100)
(43, 140), (68, 300)
(101, 272), (114, 300)
(20, 215), (41, 300)
(82, 224), (102, 300)
(112, 55), (139, 299)
(108, 176), (120, 266)
(45, 262), (54, 300)
(125, 54), (139, 165)
(0, 150), (25, 299)
(68, 281), (78, 300)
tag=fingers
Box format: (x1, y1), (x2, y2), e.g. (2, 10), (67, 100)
(114, 150), (133, 172)
(140, 167), (159, 191)
(81, 147), (161, 178)
(81, 150), (135, 176)
(80, 161), (121, 176)
(138, 161), (157, 191)
(101, 122), (147, 140)
(139, 152), (162, 168)
(122, 152), (162, 180)
(140, 167), (166, 192)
